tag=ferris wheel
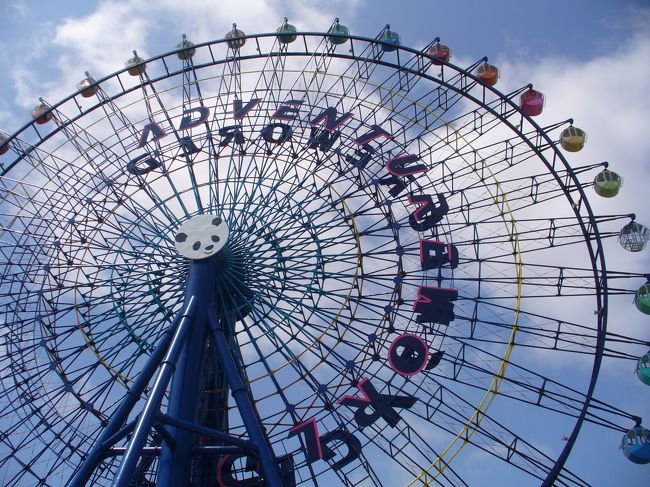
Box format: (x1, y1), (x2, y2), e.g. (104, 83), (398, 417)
(0, 19), (649, 486)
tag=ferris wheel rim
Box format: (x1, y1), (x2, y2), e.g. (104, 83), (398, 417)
(0, 28), (619, 486)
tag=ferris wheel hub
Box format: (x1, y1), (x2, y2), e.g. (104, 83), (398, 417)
(174, 214), (229, 260)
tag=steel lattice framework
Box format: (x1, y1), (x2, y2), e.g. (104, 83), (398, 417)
(0, 25), (647, 487)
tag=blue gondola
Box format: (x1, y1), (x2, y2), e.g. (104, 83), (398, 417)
(380, 26), (400, 52)
(621, 426), (650, 464)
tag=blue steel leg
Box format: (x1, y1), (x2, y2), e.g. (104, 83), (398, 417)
(157, 257), (218, 486)
(111, 295), (198, 487)
(208, 307), (285, 487)
(80, 253), (284, 486)
(68, 302), (190, 487)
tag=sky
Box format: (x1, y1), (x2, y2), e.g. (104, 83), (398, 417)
(0, 0), (649, 485)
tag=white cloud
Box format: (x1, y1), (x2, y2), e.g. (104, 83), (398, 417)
(52, 1), (154, 77)
(3, 0), (364, 121)
(49, 0), (362, 81)
(493, 24), (650, 454)
(497, 30), (650, 222)
(11, 0), (29, 17)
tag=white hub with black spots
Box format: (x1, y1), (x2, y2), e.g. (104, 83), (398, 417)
(174, 214), (229, 259)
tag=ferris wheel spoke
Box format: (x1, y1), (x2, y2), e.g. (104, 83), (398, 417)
(400, 264), (603, 301)
(345, 67), (484, 148)
(202, 46), (256, 215)
(219, 173), (357, 248)
(352, 418), (468, 487)
(142, 88), (207, 213)
(42, 103), (136, 186)
(221, 159), (301, 231)
(382, 258), (620, 299)
(0, 150), (95, 239)
(177, 49), (217, 115)
(238, 310), (384, 468)
(334, 369), (471, 486)
(458, 259), (639, 301)
(339, 41), (491, 143)
(224, 150), (332, 220)
(180, 60), (225, 213)
(425, 161), (600, 218)
(232, 320), (331, 486)
(311, 37), (429, 125)
(427, 334), (638, 431)
(247, 297), (360, 377)
(443, 156), (600, 207)
(240, 316), (348, 408)
(440, 301), (603, 356)
(239, 308), (447, 486)
(402, 380), (589, 487)
(214, 148), (306, 228)
(431, 220), (612, 262)
(91, 85), (196, 222)
(132, 75), (205, 214)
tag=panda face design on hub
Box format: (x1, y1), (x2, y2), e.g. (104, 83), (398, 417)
(174, 214), (229, 260)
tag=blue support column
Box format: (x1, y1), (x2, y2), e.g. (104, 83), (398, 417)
(208, 308), (285, 487)
(68, 300), (192, 487)
(111, 296), (198, 487)
(157, 256), (218, 486)
(73, 251), (286, 486)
